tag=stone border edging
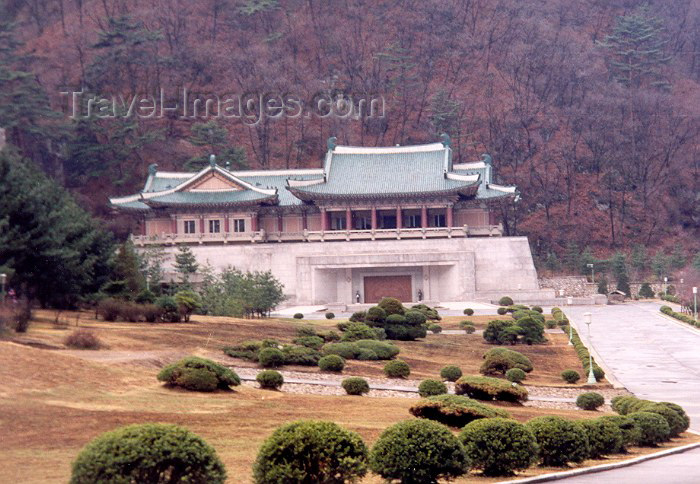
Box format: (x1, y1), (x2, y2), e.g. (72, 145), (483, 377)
(502, 431), (700, 484)
(655, 310), (700, 337)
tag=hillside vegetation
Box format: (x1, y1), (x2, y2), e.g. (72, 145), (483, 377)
(1, 0), (698, 258)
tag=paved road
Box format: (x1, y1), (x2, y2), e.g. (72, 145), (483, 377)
(558, 301), (700, 483)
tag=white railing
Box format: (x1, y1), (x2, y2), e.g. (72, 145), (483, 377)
(131, 224), (503, 245)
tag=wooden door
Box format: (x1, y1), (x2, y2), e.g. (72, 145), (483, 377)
(363, 275), (412, 303)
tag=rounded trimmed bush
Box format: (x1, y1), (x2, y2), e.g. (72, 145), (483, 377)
(497, 307), (508, 315)
(157, 356), (240, 392)
(325, 312), (335, 319)
(456, 375), (528, 403)
(369, 419), (469, 483)
(628, 411), (671, 446)
(463, 324), (476, 334)
(365, 306), (387, 324)
(440, 365), (463, 382)
(253, 420), (368, 483)
(342, 377), (370, 396)
(355, 340), (400, 359)
(459, 418), (538, 476)
(404, 310), (427, 325)
(576, 392), (605, 411)
(499, 296), (514, 306)
(378, 297), (405, 316)
(532, 305), (543, 313)
(410, 394), (510, 428)
(598, 415), (642, 451)
(383, 359), (410, 378)
(70, 423), (226, 484)
(463, 308), (474, 316)
(386, 313), (407, 324)
(258, 347), (285, 368)
(418, 379), (448, 397)
(292, 335), (325, 349)
(65, 329), (101, 349)
(506, 368), (526, 383)
(525, 416), (590, 466)
(293, 313), (304, 319)
(545, 320), (557, 329)
(561, 369), (581, 384)
(318, 354), (345, 372)
(481, 348), (534, 375)
(322, 342), (360, 359)
(614, 398), (689, 437)
(357, 348), (378, 360)
(349, 310), (366, 322)
(459, 320), (475, 329)
(256, 370), (284, 390)
(340, 322), (378, 342)
(578, 418), (624, 458)
(428, 323), (442, 334)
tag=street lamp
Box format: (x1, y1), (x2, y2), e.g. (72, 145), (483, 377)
(584, 312), (596, 384)
(568, 318), (573, 346)
(587, 263), (595, 284)
(0, 273), (6, 303)
(664, 277), (668, 295)
(694, 287), (698, 322)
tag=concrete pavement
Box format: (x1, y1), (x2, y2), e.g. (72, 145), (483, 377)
(557, 301), (700, 483)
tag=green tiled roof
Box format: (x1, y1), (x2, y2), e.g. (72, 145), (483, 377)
(145, 190), (276, 207)
(292, 148), (475, 197)
(238, 174), (321, 206)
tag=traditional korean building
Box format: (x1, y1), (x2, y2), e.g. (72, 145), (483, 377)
(111, 136), (548, 305)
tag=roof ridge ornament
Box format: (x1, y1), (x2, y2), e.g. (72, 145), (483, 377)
(327, 136), (337, 151)
(440, 133), (452, 148)
(209, 154), (217, 167)
(148, 163), (158, 176)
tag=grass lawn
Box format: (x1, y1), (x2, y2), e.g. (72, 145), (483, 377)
(1, 310), (695, 483)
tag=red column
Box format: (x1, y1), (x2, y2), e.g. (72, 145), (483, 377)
(446, 204), (453, 228)
(277, 212), (283, 232)
(224, 214), (230, 233)
(199, 216), (205, 233)
(345, 208), (352, 230)
(396, 206), (402, 229)
(321, 208), (328, 231)
(421, 206), (427, 228)
(302, 211), (308, 230)
(251, 213), (258, 232)
(371, 207), (377, 230)
(171, 217), (177, 234)
(139, 218), (147, 236)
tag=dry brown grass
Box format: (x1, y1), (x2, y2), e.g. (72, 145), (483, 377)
(1, 310), (693, 483)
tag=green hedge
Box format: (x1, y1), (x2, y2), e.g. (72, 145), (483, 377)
(526, 416), (590, 466)
(627, 412), (671, 446)
(660, 305), (699, 328)
(553, 309), (605, 381)
(70, 424), (226, 484)
(611, 396), (689, 437)
(459, 418), (538, 476)
(455, 375), (528, 403)
(578, 418), (624, 458)
(409, 394), (510, 428)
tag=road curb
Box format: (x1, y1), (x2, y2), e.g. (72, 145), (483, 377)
(502, 434), (700, 483)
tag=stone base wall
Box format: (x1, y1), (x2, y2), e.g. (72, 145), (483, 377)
(538, 276), (597, 297)
(155, 236), (545, 304)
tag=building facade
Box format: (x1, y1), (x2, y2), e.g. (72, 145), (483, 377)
(111, 137), (547, 305)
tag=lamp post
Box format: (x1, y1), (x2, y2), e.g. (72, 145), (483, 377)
(694, 287), (698, 322)
(0, 273), (5, 303)
(664, 277), (668, 296)
(568, 319), (573, 346)
(584, 312), (596, 384)
(587, 263), (595, 284)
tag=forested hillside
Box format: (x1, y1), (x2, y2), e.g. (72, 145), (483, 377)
(1, 0), (698, 266)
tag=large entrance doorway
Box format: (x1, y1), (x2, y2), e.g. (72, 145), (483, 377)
(364, 275), (412, 303)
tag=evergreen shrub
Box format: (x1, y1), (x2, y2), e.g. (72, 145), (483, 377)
(318, 354), (345, 372)
(409, 394), (510, 428)
(576, 392), (605, 411)
(525, 416), (590, 466)
(342, 377), (370, 395)
(440, 365), (463, 382)
(418, 379), (448, 397)
(455, 376), (528, 402)
(383, 360), (410, 378)
(256, 370), (284, 390)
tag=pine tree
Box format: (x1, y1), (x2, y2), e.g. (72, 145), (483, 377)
(544, 252), (561, 272)
(0, 149), (113, 307)
(186, 121), (248, 171)
(563, 242), (581, 273)
(611, 252), (631, 296)
(693, 251), (700, 272)
(112, 241), (146, 297)
(174, 246), (199, 286)
(630, 245), (650, 276)
(669, 245), (686, 271)
(651, 251), (668, 280)
(598, 5), (672, 90)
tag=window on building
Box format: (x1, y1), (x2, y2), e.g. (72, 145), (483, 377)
(209, 220), (220, 233)
(405, 214), (420, 228)
(331, 215), (346, 230)
(355, 216), (371, 230)
(433, 213), (446, 228)
(184, 220), (196, 234)
(234, 219), (246, 232)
